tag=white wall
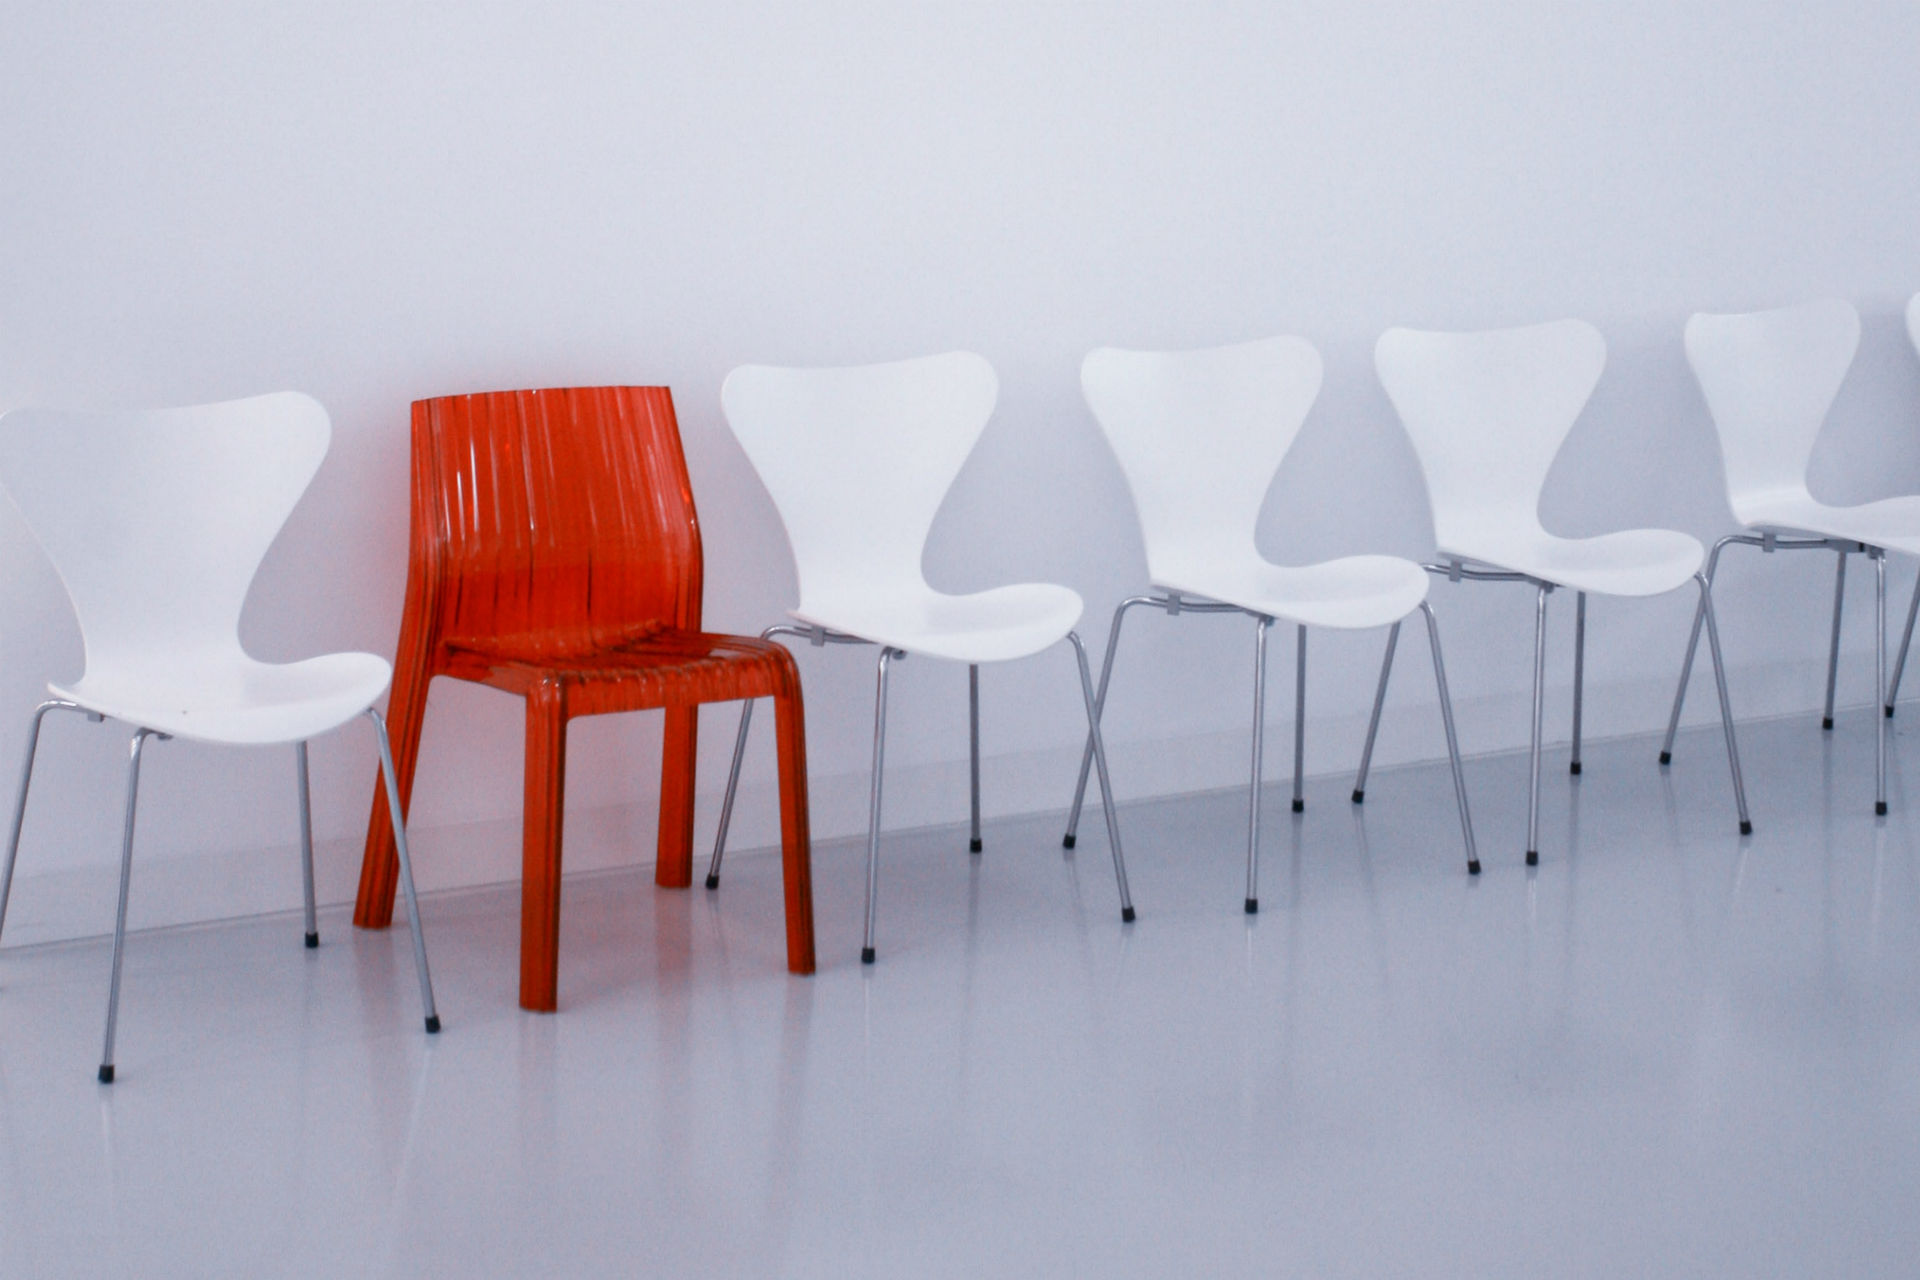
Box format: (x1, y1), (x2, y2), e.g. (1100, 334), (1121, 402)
(2, 0), (1919, 943)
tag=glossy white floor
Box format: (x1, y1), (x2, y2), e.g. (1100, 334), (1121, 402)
(4, 709), (1920, 1278)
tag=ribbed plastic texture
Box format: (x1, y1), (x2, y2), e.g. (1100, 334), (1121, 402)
(353, 387), (814, 1011)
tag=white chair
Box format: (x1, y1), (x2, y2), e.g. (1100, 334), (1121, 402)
(1878, 293), (1920, 717)
(1059, 336), (1477, 910)
(1377, 320), (1751, 866)
(1667, 298), (1920, 815)
(706, 352), (1133, 963)
(0, 393), (439, 1082)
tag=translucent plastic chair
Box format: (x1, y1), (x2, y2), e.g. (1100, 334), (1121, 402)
(708, 352), (1133, 964)
(0, 393), (438, 1082)
(1667, 299), (1920, 816)
(1377, 320), (1750, 866)
(351, 387), (814, 1012)
(1058, 336), (1477, 909)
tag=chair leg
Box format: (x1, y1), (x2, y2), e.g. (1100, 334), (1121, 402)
(1291, 626), (1306, 814)
(968, 665), (982, 853)
(1823, 549), (1848, 730)
(355, 646), (435, 931)
(1526, 585), (1549, 867)
(770, 686), (816, 975)
(1352, 622), (1400, 804)
(1067, 631), (1134, 923)
(519, 679), (568, 1011)
(1065, 597), (1152, 849)
(1662, 539), (1731, 766)
(99, 728), (158, 1084)
(655, 706), (698, 888)
(1888, 568), (1920, 717)
(861, 649), (900, 964)
(1876, 550), (1889, 816)
(367, 709), (440, 1033)
(706, 699), (755, 890)
(296, 742), (318, 948)
(1694, 573), (1752, 835)
(1419, 603), (1479, 874)
(1246, 616), (1274, 913)
(1570, 591), (1586, 774)
(0, 700), (81, 944)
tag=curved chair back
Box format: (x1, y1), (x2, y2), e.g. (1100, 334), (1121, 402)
(0, 392), (329, 674)
(410, 386), (701, 652)
(1684, 299), (1859, 524)
(1375, 320), (1605, 553)
(721, 352), (996, 608)
(1081, 336), (1322, 580)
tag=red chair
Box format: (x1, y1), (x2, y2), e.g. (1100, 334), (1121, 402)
(353, 386), (814, 1011)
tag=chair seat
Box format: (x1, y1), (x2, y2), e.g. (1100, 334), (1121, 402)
(53, 651), (393, 746)
(1738, 492), (1920, 558)
(1441, 526), (1703, 597)
(443, 628), (800, 709)
(1154, 553), (1428, 630)
(793, 583), (1082, 663)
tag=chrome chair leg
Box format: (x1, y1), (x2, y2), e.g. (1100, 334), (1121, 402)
(1888, 568), (1920, 717)
(1291, 626), (1306, 814)
(706, 699), (755, 889)
(1570, 591), (1586, 775)
(99, 728), (158, 1084)
(367, 709), (440, 1034)
(968, 664), (982, 853)
(1066, 632), (1134, 922)
(1695, 573), (1753, 835)
(1823, 549), (1848, 730)
(1419, 603), (1479, 874)
(1245, 616), (1274, 913)
(1352, 622), (1400, 804)
(1876, 550), (1889, 816)
(0, 699), (84, 943)
(295, 741), (318, 948)
(1064, 596), (1155, 849)
(861, 648), (900, 964)
(1526, 585), (1549, 867)
(1662, 536), (1733, 765)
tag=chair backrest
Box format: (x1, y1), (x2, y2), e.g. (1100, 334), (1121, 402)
(409, 386), (701, 651)
(1375, 319), (1606, 552)
(0, 392), (330, 674)
(1684, 299), (1859, 523)
(1080, 336), (1322, 579)
(721, 352), (996, 607)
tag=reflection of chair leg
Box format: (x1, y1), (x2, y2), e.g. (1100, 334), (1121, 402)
(861, 649), (899, 964)
(368, 709), (440, 1033)
(655, 706), (698, 888)
(520, 679), (569, 1012)
(1418, 603), (1479, 874)
(1526, 585), (1549, 867)
(770, 682), (816, 975)
(99, 728), (158, 1084)
(356, 635), (436, 930)
(296, 742), (318, 947)
(0, 699), (82, 943)
(1246, 616), (1274, 913)
(1352, 622), (1400, 804)
(1888, 568), (1920, 716)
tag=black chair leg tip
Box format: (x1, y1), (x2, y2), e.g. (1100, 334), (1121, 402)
(1658, 751), (1671, 766)
(704, 874), (719, 890)
(1467, 859), (1481, 875)
(1876, 801), (1889, 817)
(1290, 798), (1304, 814)
(1739, 820), (1753, 836)
(1061, 833), (1076, 850)
(97, 1064), (114, 1084)
(304, 931), (319, 949)
(1886, 704), (1897, 719)
(1569, 761), (1582, 776)
(1823, 717), (1835, 731)
(424, 1015), (441, 1034)
(1525, 850), (1539, 867)
(1351, 789), (1365, 804)
(1121, 905), (1136, 923)
(969, 838), (982, 853)
(1244, 898), (1258, 914)
(860, 946), (876, 965)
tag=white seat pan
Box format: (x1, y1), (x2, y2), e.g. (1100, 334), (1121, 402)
(793, 583), (1082, 664)
(1442, 527), (1703, 597)
(1155, 554), (1429, 630)
(52, 651), (394, 746)
(1738, 492), (1920, 559)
